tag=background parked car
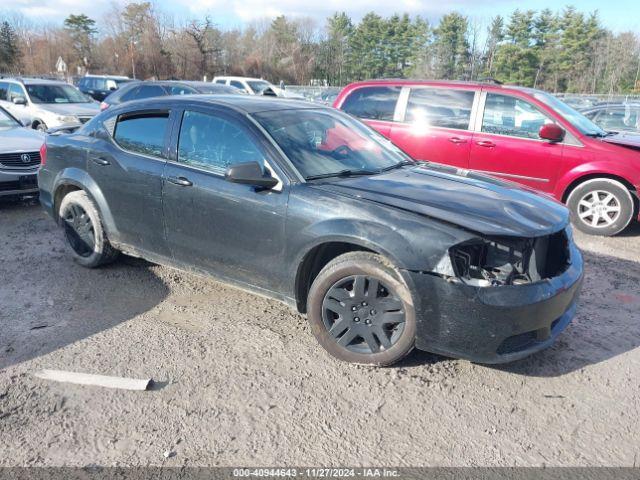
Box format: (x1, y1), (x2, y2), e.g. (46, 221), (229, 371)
(580, 103), (640, 134)
(0, 106), (44, 198)
(77, 75), (136, 101)
(0, 78), (100, 131)
(100, 80), (242, 110)
(334, 80), (640, 236)
(213, 76), (305, 99)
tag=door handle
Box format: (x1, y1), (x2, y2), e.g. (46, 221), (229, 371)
(476, 140), (496, 148)
(449, 137), (467, 144)
(91, 156), (110, 166)
(167, 176), (193, 187)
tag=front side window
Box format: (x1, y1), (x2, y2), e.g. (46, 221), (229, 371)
(8, 84), (26, 102)
(406, 88), (475, 130)
(340, 86), (400, 122)
(482, 94), (553, 140)
(177, 110), (265, 174)
(595, 107), (639, 132)
(247, 80), (272, 94)
(254, 108), (411, 180)
(25, 84), (90, 104)
(113, 112), (169, 158)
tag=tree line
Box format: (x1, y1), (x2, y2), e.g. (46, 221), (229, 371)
(1, 4), (639, 93)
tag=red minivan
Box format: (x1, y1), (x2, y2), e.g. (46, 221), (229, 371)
(334, 80), (640, 236)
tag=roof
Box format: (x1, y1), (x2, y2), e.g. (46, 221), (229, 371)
(213, 76), (267, 82)
(84, 74), (130, 80)
(122, 94), (321, 114)
(2, 77), (70, 85)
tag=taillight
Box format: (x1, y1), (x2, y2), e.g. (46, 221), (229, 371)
(100, 102), (109, 111)
(40, 143), (47, 166)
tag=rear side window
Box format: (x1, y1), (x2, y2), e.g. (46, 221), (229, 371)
(113, 112), (169, 158)
(0, 82), (8, 100)
(230, 80), (246, 91)
(405, 88), (475, 130)
(177, 110), (265, 175)
(133, 85), (167, 100)
(167, 85), (197, 95)
(340, 86), (400, 121)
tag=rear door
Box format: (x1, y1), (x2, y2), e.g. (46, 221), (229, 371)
(339, 85), (401, 138)
(87, 109), (172, 256)
(468, 91), (563, 192)
(162, 107), (289, 290)
(389, 86), (476, 168)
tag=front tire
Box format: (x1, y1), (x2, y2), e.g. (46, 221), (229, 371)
(58, 190), (119, 268)
(307, 252), (416, 366)
(567, 179), (635, 236)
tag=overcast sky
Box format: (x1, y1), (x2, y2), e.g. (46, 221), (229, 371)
(6, 0), (640, 33)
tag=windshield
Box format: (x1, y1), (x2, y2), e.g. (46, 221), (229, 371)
(26, 84), (91, 104)
(531, 90), (607, 136)
(247, 81), (273, 94)
(0, 108), (20, 128)
(253, 108), (412, 180)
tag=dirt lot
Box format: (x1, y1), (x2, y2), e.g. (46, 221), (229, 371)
(1, 199), (639, 467)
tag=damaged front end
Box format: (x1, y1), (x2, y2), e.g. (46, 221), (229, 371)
(433, 228), (572, 287)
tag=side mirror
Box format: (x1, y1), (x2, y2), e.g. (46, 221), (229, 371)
(13, 96), (27, 105)
(225, 161), (278, 189)
(539, 123), (565, 143)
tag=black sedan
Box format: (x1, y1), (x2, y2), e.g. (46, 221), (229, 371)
(38, 95), (583, 366)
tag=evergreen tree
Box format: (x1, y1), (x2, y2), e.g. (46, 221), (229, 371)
(0, 21), (21, 73)
(431, 13), (469, 79)
(64, 14), (97, 69)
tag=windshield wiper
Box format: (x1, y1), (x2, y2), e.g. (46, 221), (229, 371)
(378, 160), (415, 172)
(305, 169), (378, 181)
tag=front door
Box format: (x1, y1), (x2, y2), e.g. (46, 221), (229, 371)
(87, 109), (171, 256)
(389, 87), (476, 168)
(162, 108), (288, 291)
(469, 92), (563, 192)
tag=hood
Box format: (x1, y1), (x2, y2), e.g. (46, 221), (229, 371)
(37, 102), (100, 116)
(311, 166), (569, 237)
(602, 132), (640, 150)
(0, 127), (45, 154)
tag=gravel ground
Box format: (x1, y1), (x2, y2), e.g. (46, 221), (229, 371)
(1, 199), (639, 467)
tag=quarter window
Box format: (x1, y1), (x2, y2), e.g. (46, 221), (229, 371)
(405, 88), (475, 129)
(341, 86), (401, 122)
(177, 110), (265, 174)
(482, 94), (553, 139)
(113, 112), (169, 158)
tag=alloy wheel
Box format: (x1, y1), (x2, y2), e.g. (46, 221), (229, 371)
(321, 275), (406, 354)
(577, 190), (621, 229)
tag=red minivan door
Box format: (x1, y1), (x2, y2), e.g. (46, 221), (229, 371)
(339, 85), (401, 138)
(468, 92), (563, 192)
(389, 86), (477, 168)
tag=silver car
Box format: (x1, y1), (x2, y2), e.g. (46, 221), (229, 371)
(0, 107), (44, 197)
(0, 78), (100, 132)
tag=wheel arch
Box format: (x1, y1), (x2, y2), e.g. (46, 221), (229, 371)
(52, 168), (118, 238)
(561, 173), (639, 220)
(294, 238), (398, 314)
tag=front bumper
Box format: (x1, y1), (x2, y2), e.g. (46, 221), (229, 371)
(406, 243), (584, 364)
(0, 168), (39, 197)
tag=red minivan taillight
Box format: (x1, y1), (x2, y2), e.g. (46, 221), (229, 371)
(40, 143), (47, 166)
(100, 101), (109, 111)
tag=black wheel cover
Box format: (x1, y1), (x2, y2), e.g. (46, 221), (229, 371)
(321, 275), (406, 354)
(62, 203), (96, 257)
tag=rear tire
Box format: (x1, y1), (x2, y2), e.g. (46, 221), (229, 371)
(567, 179), (634, 236)
(58, 190), (119, 268)
(307, 252), (416, 366)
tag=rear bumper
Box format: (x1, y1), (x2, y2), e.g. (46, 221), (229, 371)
(0, 168), (39, 197)
(406, 243), (583, 364)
